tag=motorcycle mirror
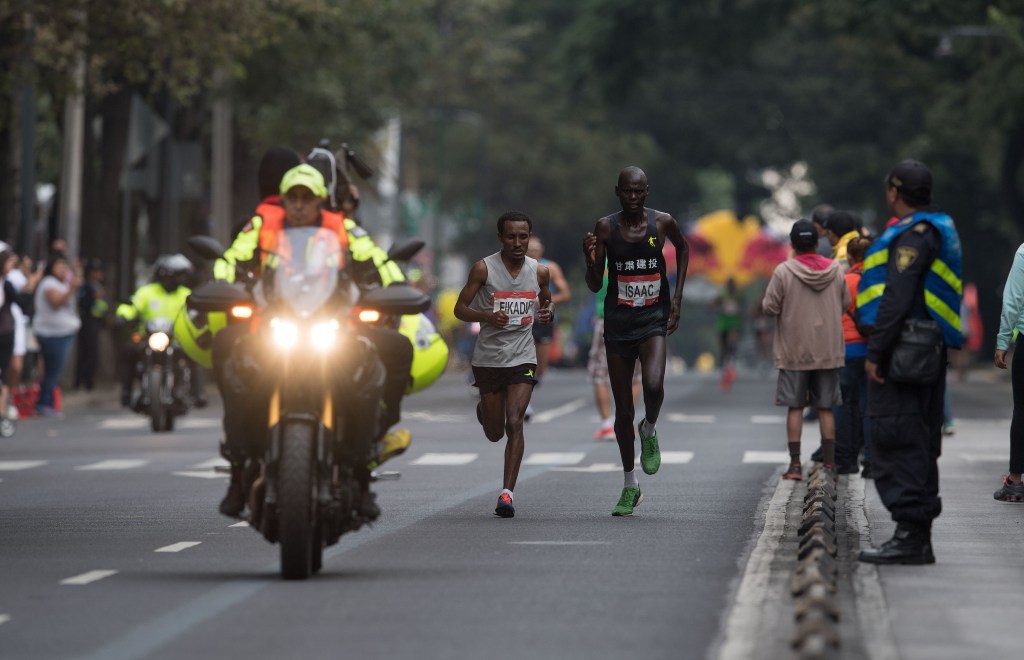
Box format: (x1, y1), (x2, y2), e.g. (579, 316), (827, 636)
(386, 239), (425, 263)
(338, 143), (374, 180)
(187, 235), (227, 261)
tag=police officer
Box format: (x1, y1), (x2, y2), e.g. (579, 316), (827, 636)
(212, 164), (389, 520)
(116, 254), (197, 408)
(857, 159), (963, 565)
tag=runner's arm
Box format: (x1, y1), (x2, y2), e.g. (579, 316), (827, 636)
(583, 219), (610, 293)
(453, 260), (507, 327)
(547, 260), (571, 304)
(537, 265), (553, 325)
(661, 213), (689, 335)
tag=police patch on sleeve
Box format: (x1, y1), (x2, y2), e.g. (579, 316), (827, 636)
(896, 246), (918, 272)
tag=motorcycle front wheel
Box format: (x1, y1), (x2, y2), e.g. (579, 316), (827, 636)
(278, 421), (315, 580)
(148, 365), (172, 433)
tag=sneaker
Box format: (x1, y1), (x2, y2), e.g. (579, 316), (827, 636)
(34, 405), (63, 420)
(942, 422), (956, 436)
(612, 485), (643, 516)
(783, 462), (802, 480)
(494, 492), (515, 518)
(993, 476), (1024, 503)
(637, 421), (661, 475)
(594, 426), (616, 441)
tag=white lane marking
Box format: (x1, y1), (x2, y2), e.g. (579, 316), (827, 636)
(99, 418), (147, 430)
(510, 541), (611, 546)
(192, 458), (230, 469)
(847, 470), (900, 659)
(552, 463), (621, 473)
(0, 460), (46, 471)
(665, 413), (716, 423)
(531, 398), (587, 423)
(177, 419), (221, 430)
(633, 451), (693, 464)
(75, 459), (149, 471)
(0, 614), (10, 626)
(743, 451), (790, 464)
(960, 452), (1009, 463)
(60, 570), (118, 585)
(524, 452), (585, 466)
(411, 453), (479, 466)
(155, 542), (202, 553)
(404, 411), (469, 423)
(172, 471), (228, 479)
(750, 415), (785, 424)
(717, 477), (794, 659)
(229, 521), (250, 528)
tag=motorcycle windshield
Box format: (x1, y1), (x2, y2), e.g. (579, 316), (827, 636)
(263, 226), (342, 318)
(145, 317), (173, 334)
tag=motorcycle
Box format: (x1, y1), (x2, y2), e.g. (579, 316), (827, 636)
(129, 317), (193, 432)
(187, 227), (430, 579)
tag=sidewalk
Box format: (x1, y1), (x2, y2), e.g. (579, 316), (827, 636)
(854, 418), (1021, 659)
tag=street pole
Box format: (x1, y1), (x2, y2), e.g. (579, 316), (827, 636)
(59, 38), (86, 261)
(210, 68), (232, 245)
(17, 5), (35, 257)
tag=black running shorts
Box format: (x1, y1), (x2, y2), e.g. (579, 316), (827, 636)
(472, 363), (538, 394)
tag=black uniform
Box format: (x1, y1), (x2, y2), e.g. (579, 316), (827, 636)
(866, 222), (945, 529)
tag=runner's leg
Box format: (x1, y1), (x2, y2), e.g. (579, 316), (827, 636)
(607, 350), (638, 469)
(479, 388), (507, 442)
(503, 382), (533, 490)
(637, 335), (667, 426)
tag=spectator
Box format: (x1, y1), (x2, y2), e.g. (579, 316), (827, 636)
(835, 236), (872, 476)
(993, 243), (1024, 502)
(75, 259), (108, 390)
(31, 254), (81, 418)
(825, 210), (863, 273)
(811, 204), (835, 258)
(712, 277), (742, 390)
(761, 219), (849, 480)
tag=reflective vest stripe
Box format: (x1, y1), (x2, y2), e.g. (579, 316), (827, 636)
(925, 289), (960, 331)
(930, 259), (962, 295)
(856, 283), (885, 309)
(862, 248), (889, 271)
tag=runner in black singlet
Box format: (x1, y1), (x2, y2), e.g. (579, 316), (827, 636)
(582, 166), (689, 516)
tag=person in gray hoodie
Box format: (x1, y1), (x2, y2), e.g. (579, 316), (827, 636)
(761, 219), (850, 479)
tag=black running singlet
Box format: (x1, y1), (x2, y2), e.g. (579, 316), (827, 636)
(603, 208), (670, 343)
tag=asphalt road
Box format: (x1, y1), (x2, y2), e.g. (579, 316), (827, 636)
(0, 368), (1007, 660)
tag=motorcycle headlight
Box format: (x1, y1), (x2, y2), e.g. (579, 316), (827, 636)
(270, 318), (298, 350)
(310, 320), (340, 350)
(148, 331), (171, 352)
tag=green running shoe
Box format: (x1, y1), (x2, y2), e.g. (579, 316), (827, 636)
(612, 485), (643, 516)
(638, 421), (661, 475)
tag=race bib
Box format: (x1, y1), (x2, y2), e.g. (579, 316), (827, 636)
(494, 291), (536, 326)
(617, 274), (661, 308)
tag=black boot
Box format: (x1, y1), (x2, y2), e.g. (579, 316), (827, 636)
(219, 465), (246, 518)
(356, 489), (380, 522)
(858, 524), (935, 565)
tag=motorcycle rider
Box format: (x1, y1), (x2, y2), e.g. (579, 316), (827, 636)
(306, 147), (415, 463)
(212, 163), (390, 521)
(115, 254), (202, 408)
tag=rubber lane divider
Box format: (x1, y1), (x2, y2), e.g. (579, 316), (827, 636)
(791, 464), (840, 659)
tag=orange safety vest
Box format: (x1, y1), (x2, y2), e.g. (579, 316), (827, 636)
(256, 205), (348, 270)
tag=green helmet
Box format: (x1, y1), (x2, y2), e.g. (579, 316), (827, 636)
(398, 313), (448, 394)
(173, 306), (228, 368)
